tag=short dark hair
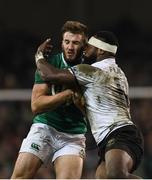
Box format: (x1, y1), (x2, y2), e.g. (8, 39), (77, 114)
(62, 21), (88, 36)
(94, 31), (119, 47)
(61, 21), (88, 44)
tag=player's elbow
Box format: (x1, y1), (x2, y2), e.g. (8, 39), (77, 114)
(31, 102), (39, 115)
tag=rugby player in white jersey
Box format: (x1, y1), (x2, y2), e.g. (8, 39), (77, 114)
(35, 31), (144, 179)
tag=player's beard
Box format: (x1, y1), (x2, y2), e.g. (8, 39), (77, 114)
(81, 53), (96, 64)
(62, 48), (83, 65)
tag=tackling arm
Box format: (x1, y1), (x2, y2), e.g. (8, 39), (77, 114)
(37, 59), (76, 88)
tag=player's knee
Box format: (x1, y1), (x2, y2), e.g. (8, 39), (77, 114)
(95, 172), (106, 179)
(11, 167), (35, 179)
(11, 171), (25, 179)
(11, 172), (34, 179)
(56, 173), (80, 179)
(95, 168), (106, 179)
(56, 168), (82, 179)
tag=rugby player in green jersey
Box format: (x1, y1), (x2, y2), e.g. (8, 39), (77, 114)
(11, 21), (88, 179)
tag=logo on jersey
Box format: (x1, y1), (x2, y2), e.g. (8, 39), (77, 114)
(31, 143), (41, 152)
(106, 138), (116, 148)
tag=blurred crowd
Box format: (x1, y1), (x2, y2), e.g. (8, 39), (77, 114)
(0, 19), (152, 178)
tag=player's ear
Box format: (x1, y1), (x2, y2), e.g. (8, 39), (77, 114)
(83, 43), (88, 50)
(98, 49), (104, 55)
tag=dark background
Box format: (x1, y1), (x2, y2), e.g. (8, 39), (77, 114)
(0, 0), (152, 178)
(1, 0), (152, 88)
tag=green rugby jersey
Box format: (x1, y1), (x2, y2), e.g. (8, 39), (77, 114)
(33, 53), (87, 134)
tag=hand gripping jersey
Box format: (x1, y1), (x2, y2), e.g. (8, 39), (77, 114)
(70, 58), (133, 144)
(33, 53), (87, 134)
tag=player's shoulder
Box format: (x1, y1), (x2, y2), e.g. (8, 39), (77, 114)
(47, 53), (62, 65)
(76, 64), (91, 68)
(75, 64), (96, 72)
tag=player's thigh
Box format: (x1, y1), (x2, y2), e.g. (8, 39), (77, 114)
(54, 155), (83, 179)
(96, 161), (107, 179)
(11, 152), (42, 178)
(105, 149), (133, 173)
(53, 130), (86, 178)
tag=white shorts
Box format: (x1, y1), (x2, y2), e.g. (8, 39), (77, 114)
(20, 123), (86, 165)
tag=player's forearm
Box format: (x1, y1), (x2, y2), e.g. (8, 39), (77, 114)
(36, 59), (76, 87)
(31, 90), (73, 114)
(35, 51), (76, 87)
(37, 59), (60, 82)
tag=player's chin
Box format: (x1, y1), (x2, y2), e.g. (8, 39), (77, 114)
(66, 55), (76, 62)
(83, 56), (95, 64)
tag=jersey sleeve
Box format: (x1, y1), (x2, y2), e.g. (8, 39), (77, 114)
(34, 69), (45, 84)
(69, 64), (107, 85)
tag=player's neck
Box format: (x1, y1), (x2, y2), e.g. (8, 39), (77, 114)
(97, 55), (114, 62)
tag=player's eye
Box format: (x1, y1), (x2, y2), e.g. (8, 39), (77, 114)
(64, 40), (69, 44)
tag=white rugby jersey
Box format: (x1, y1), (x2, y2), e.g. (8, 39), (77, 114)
(69, 58), (133, 144)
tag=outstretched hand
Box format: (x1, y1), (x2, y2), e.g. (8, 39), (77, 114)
(35, 38), (53, 64)
(37, 38), (53, 58)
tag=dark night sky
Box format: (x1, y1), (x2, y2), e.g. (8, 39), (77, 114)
(0, 0), (152, 35)
(0, 0), (152, 88)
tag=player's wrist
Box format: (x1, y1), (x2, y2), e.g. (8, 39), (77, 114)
(35, 50), (45, 64)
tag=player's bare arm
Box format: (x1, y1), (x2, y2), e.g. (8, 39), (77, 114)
(31, 83), (74, 114)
